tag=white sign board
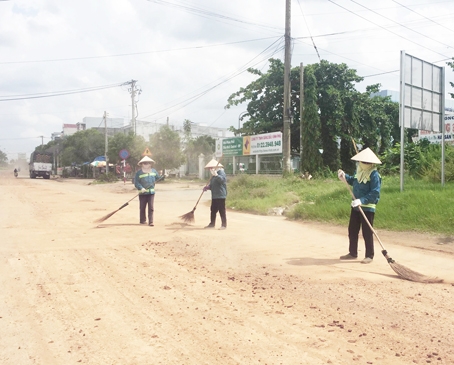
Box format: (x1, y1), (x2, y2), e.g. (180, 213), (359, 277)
(400, 52), (444, 132)
(419, 113), (454, 144)
(250, 132), (282, 155)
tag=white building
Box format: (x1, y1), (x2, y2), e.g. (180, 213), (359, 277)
(62, 123), (86, 137)
(83, 117), (126, 130)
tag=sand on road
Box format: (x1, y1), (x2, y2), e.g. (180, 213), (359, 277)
(1, 172), (453, 365)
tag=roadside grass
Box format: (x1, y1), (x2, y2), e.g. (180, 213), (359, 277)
(227, 174), (454, 235)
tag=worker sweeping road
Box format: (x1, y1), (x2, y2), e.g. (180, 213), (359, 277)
(134, 156), (162, 226)
(203, 159), (227, 230)
(337, 147), (382, 264)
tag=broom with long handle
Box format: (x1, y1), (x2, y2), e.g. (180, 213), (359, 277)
(340, 176), (442, 283)
(93, 178), (163, 224)
(179, 156), (223, 223)
(93, 193), (141, 223)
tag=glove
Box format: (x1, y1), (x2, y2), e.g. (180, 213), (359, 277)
(140, 188), (147, 193)
(203, 185), (210, 192)
(210, 168), (217, 176)
(337, 169), (345, 180)
(351, 199), (361, 208)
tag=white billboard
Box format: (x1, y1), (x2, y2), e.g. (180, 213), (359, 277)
(418, 113), (454, 144)
(400, 52), (444, 132)
(250, 132), (282, 155)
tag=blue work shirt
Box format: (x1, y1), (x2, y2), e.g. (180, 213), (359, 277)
(208, 169), (227, 199)
(345, 169), (381, 212)
(134, 168), (161, 194)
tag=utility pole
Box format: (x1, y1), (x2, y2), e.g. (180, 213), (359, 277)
(300, 62), (304, 173)
(282, 0), (292, 175)
(104, 111), (109, 176)
(123, 79), (141, 135)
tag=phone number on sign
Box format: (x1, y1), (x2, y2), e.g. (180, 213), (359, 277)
(255, 141), (281, 148)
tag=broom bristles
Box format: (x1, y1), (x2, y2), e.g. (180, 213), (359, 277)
(179, 210), (195, 223)
(389, 261), (443, 283)
(382, 250), (443, 283)
(93, 209), (119, 224)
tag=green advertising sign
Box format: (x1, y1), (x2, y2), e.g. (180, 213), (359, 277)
(221, 137), (243, 156)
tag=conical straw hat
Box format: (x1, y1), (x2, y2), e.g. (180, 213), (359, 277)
(138, 156), (155, 165)
(204, 159), (223, 169)
(351, 147), (381, 164)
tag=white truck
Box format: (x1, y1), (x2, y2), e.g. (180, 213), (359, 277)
(29, 151), (52, 179)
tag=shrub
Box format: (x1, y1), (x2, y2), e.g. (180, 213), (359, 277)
(95, 173), (120, 183)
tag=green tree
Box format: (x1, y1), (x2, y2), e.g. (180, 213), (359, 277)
(107, 132), (147, 169)
(225, 58), (301, 154)
(183, 119), (192, 139)
(149, 125), (185, 171)
(60, 129), (105, 166)
(183, 119), (193, 174)
(301, 65), (322, 173)
(313, 60), (363, 171)
(225, 58), (365, 166)
(184, 135), (215, 175)
(336, 84), (402, 172)
(447, 59), (454, 99)
(226, 58), (403, 174)
(0, 149), (8, 166)
(185, 135), (215, 161)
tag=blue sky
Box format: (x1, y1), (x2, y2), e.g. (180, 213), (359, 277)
(1, 0), (453, 159)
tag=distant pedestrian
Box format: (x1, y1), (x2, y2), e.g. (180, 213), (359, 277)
(337, 148), (382, 264)
(134, 156), (161, 226)
(203, 159), (227, 230)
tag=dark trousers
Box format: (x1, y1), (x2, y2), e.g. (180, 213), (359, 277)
(139, 194), (155, 224)
(348, 209), (375, 259)
(210, 198), (227, 227)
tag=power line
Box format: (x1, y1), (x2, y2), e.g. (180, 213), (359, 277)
(350, 0), (453, 51)
(296, 0), (320, 62)
(0, 37), (279, 65)
(0, 136), (51, 141)
(0, 83), (123, 102)
(141, 37), (285, 120)
(391, 0), (454, 34)
(327, 0), (453, 59)
(145, 0), (283, 32)
(293, 37), (392, 74)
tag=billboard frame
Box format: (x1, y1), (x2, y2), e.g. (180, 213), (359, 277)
(399, 51), (446, 190)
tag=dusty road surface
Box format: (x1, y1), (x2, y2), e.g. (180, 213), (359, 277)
(1, 171), (453, 365)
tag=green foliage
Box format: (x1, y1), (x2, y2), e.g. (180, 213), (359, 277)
(149, 125), (185, 171)
(183, 119), (192, 138)
(94, 173), (120, 184)
(380, 139), (445, 178)
(185, 135), (215, 160)
(314, 60), (363, 171)
(418, 144), (454, 183)
(447, 60), (454, 99)
(0, 148), (8, 165)
(108, 132), (147, 168)
(33, 130), (147, 173)
(182, 121), (215, 175)
(226, 58), (399, 175)
(227, 174), (454, 235)
(60, 129), (105, 166)
(185, 135), (215, 174)
(301, 65), (323, 173)
(228, 175), (301, 214)
(225, 59), (301, 154)
(378, 176), (454, 232)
